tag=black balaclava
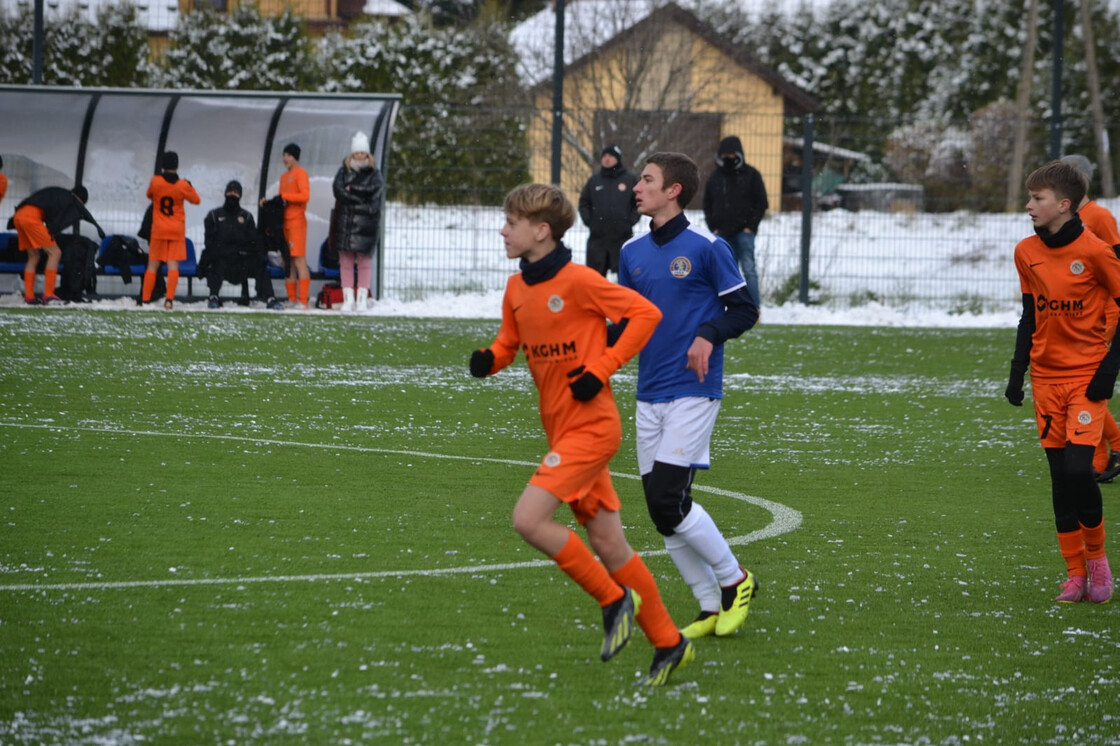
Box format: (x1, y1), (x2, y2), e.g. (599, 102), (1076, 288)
(224, 180), (242, 212)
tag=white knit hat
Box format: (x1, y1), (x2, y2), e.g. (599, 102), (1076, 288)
(350, 131), (370, 155)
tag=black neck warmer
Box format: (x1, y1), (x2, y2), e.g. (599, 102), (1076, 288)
(1036, 214), (1084, 248)
(521, 243), (572, 285)
(649, 212), (690, 246)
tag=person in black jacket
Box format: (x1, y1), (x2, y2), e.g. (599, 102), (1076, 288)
(702, 136), (768, 306)
(7, 185), (104, 305)
(330, 131), (383, 312)
(199, 181), (282, 310)
(578, 144), (639, 277)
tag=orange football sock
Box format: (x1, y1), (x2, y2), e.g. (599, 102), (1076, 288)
(611, 553), (681, 648)
(285, 281), (297, 302)
(551, 530), (623, 607)
(141, 270), (157, 302)
(166, 269), (179, 300)
(298, 277), (310, 305)
(1058, 530), (1087, 578)
(1105, 412), (1120, 451)
(43, 268), (57, 297)
(23, 270), (36, 300)
(1081, 520), (1106, 560)
(1094, 439), (1109, 474)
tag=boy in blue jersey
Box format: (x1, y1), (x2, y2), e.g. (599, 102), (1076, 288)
(618, 151), (762, 638)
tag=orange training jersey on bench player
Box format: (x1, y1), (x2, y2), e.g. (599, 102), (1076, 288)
(280, 165), (309, 223)
(1015, 227), (1120, 383)
(146, 175), (201, 241)
(489, 261), (661, 443)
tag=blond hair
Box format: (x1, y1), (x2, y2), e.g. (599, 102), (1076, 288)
(503, 183), (575, 241)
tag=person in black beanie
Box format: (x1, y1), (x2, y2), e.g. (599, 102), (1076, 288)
(199, 180), (282, 310)
(578, 144), (639, 278)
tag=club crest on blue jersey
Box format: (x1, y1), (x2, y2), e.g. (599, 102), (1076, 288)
(670, 257), (692, 278)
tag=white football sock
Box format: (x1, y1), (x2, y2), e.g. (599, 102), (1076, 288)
(664, 532), (720, 612)
(673, 502), (742, 587)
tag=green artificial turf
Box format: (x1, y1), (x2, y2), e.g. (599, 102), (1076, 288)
(1, 309), (1118, 745)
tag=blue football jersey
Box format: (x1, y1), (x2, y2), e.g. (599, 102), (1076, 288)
(619, 219), (746, 402)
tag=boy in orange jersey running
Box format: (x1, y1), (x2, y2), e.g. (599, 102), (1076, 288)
(1061, 154), (1120, 482)
(7, 184), (104, 305)
(262, 143), (310, 309)
(143, 151), (200, 310)
(1006, 160), (1119, 604)
(469, 183), (695, 686)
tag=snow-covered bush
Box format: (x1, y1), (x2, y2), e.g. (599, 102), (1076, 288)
(319, 15), (528, 205)
(0, 2), (152, 87)
(155, 5), (314, 91)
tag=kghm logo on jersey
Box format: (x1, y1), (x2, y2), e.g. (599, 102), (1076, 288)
(1078, 410), (1093, 425)
(1070, 260), (1085, 275)
(548, 294), (564, 312)
(1035, 294), (1084, 313)
(670, 257), (692, 278)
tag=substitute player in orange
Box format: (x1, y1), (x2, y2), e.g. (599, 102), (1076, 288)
(469, 183), (694, 686)
(6, 184), (104, 305)
(0, 155), (7, 206)
(1006, 159), (1118, 604)
(263, 143), (310, 309)
(143, 151), (200, 310)
(1061, 154), (1120, 482)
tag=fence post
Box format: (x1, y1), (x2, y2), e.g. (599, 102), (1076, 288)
(799, 114), (814, 305)
(550, 0), (565, 186)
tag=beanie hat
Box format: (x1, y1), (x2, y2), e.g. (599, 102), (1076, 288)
(162, 151), (179, 170)
(1061, 154), (1094, 184)
(283, 142), (301, 160)
(225, 180), (243, 197)
(601, 144), (622, 162)
(350, 131), (371, 155)
(72, 185), (88, 204)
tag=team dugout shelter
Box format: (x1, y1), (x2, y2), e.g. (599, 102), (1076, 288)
(0, 85), (400, 298)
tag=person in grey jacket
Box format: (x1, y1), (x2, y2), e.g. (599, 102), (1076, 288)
(331, 131), (383, 312)
(703, 136), (768, 306)
(578, 144), (639, 277)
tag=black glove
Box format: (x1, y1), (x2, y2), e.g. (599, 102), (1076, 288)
(1004, 369), (1025, 407)
(1087, 366), (1118, 401)
(567, 365), (604, 401)
(469, 348), (494, 378)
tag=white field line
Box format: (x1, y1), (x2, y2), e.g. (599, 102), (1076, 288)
(0, 422), (803, 592)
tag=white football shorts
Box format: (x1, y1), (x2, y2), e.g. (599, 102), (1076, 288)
(635, 397), (721, 475)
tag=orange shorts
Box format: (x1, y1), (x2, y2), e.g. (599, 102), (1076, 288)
(148, 238), (186, 263)
(529, 427), (622, 524)
(13, 206), (52, 250)
(284, 218), (307, 258)
(1032, 379), (1110, 448)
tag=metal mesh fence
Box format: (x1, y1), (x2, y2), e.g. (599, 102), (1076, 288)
(379, 105), (1054, 312)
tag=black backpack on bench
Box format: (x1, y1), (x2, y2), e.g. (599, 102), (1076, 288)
(56, 234), (99, 301)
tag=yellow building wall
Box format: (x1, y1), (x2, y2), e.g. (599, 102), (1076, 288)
(528, 20), (788, 212)
(690, 37), (785, 213)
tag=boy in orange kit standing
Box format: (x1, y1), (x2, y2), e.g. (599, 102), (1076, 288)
(276, 143), (310, 308)
(143, 151), (200, 309)
(469, 183), (694, 686)
(1006, 160), (1119, 604)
